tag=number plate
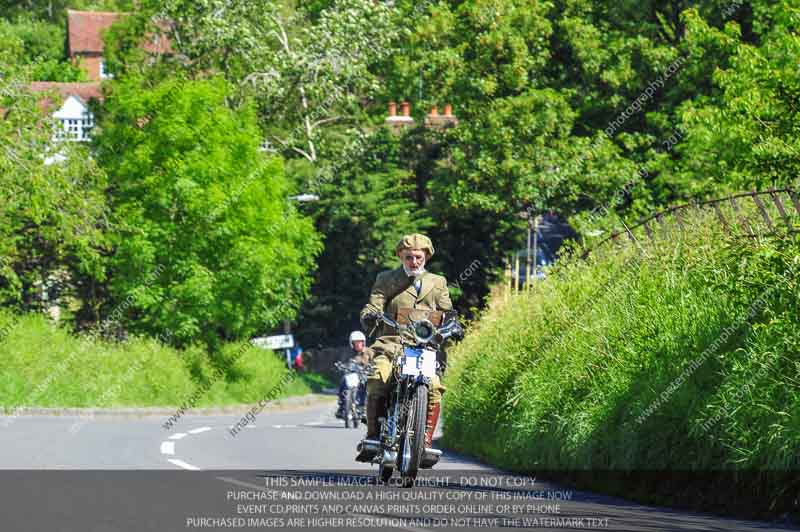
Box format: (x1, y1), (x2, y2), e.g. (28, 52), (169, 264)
(344, 373), (360, 388)
(401, 347), (437, 378)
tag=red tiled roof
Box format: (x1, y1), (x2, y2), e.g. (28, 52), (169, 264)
(67, 10), (121, 55)
(67, 9), (173, 56)
(29, 82), (103, 102)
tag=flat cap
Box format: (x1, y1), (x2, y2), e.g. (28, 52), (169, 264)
(395, 233), (434, 257)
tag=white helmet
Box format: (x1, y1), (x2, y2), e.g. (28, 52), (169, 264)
(349, 330), (366, 347)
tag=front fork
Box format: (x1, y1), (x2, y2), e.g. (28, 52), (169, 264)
(379, 378), (406, 465)
(381, 376), (431, 466)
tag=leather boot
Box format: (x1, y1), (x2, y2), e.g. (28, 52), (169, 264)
(365, 393), (381, 440)
(355, 394), (383, 463)
(420, 402), (442, 469)
(424, 402), (441, 448)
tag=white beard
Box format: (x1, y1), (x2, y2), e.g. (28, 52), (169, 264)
(402, 264), (426, 277)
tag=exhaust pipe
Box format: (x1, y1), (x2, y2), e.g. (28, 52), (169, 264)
(355, 439), (382, 463)
(420, 448), (442, 469)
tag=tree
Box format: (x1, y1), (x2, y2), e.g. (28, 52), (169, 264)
(0, 18), (86, 81)
(0, 53), (107, 313)
(294, 128), (431, 347)
(93, 76), (322, 351)
(663, 5), (800, 196)
(109, 0), (398, 169)
(0, 1), (135, 25)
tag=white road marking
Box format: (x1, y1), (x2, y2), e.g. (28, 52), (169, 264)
(168, 433), (187, 440)
(168, 458), (200, 471)
(271, 424), (298, 429)
(246, 425), (256, 429)
(188, 426), (212, 434)
(160, 441), (175, 455)
(304, 421), (324, 426)
(217, 476), (272, 492)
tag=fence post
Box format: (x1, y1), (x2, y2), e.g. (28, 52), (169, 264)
(787, 190), (800, 217)
(504, 259), (512, 301)
(751, 192), (774, 231)
(770, 191), (791, 227)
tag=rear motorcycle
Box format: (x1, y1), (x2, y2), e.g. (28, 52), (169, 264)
(358, 311), (463, 487)
(334, 360), (367, 429)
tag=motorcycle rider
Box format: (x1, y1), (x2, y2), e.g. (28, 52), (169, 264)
(356, 233), (453, 462)
(335, 330), (372, 420)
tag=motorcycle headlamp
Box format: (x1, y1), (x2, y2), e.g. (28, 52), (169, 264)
(413, 320), (436, 343)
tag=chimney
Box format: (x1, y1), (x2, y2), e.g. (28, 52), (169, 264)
(426, 102), (458, 129)
(385, 99), (415, 133)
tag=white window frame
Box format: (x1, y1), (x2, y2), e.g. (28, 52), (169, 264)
(52, 95), (95, 142)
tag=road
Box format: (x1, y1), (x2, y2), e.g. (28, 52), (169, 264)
(0, 398), (795, 532)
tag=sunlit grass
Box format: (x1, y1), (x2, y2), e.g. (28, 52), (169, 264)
(444, 212), (799, 513)
(0, 313), (328, 409)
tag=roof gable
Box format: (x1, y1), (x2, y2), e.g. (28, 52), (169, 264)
(67, 10), (121, 55)
(30, 82), (103, 101)
(52, 95), (90, 119)
(67, 9), (173, 56)
(29, 82), (103, 113)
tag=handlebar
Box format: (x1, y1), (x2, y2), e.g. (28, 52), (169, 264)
(334, 360), (369, 373)
(366, 312), (464, 345)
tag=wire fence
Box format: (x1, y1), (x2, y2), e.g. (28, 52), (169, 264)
(502, 188), (800, 296)
(584, 187), (800, 258)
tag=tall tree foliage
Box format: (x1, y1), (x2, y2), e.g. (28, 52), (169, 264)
(0, 18), (86, 81)
(294, 129), (431, 347)
(93, 76), (321, 350)
(0, 52), (107, 312)
(112, 0), (397, 169)
(0, 1), (134, 25)
(665, 5), (800, 195)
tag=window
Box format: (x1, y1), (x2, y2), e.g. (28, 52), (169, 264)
(99, 60), (112, 80)
(55, 113), (94, 142)
(52, 95), (95, 142)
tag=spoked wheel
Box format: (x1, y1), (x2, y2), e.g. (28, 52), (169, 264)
(400, 385), (428, 488)
(349, 390), (360, 429)
(344, 393), (354, 428)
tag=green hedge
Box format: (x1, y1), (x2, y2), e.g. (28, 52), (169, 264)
(444, 215), (800, 519)
(0, 312), (325, 409)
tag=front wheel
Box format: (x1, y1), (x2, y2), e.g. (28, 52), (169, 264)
(400, 385), (428, 487)
(348, 389), (359, 429)
(344, 392), (354, 428)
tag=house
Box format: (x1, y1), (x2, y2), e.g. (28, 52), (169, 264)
(26, 10), (172, 143)
(67, 10), (120, 81)
(67, 10), (172, 81)
(29, 82), (102, 142)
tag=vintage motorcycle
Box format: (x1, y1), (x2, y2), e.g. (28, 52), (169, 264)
(334, 360), (368, 429)
(358, 311), (463, 487)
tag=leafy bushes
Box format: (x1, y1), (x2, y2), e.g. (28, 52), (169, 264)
(445, 215), (800, 517)
(0, 309), (320, 409)
(94, 76), (322, 350)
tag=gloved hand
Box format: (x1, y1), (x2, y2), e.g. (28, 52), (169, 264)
(451, 322), (465, 341)
(362, 311), (382, 325)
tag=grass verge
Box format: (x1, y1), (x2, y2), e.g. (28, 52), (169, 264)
(0, 312), (330, 410)
(444, 212), (800, 521)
